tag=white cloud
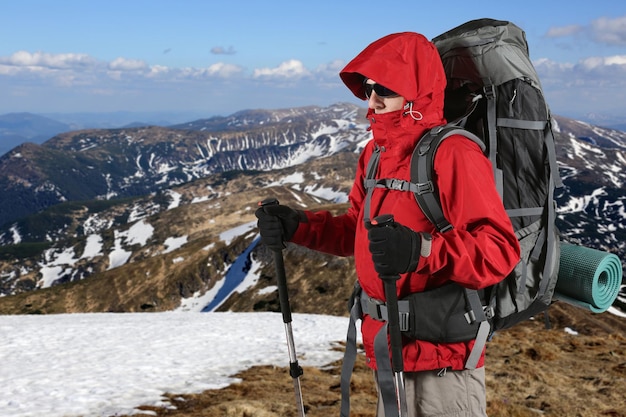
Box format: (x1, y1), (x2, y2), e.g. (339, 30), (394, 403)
(0, 51), (248, 80)
(534, 55), (626, 115)
(545, 24), (583, 38)
(533, 58), (574, 72)
(1, 42), (622, 117)
(108, 57), (148, 71)
(579, 55), (626, 72)
(253, 59), (311, 79)
(205, 62), (244, 77)
(606, 55), (626, 65)
(0, 51), (96, 69)
(590, 16), (626, 46)
(0, 50), (252, 88)
(211, 46), (236, 55)
(536, 55), (626, 86)
(545, 15), (626, 46)
(147, 65), (170, 77)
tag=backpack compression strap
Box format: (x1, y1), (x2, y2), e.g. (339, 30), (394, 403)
(340, 282), (363, 417)
(487, 85), (564, 193)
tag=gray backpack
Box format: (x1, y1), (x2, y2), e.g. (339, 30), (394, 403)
(425, 18), (563, 333)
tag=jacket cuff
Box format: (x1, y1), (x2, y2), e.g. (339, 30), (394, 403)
(296, 210), (308, 223)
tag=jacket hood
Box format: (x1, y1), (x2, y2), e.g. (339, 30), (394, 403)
(340, 32), (447, 129)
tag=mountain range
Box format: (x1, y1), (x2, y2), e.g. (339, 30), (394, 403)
(0, 103), (623, 317)
(0, 111), (210, 157)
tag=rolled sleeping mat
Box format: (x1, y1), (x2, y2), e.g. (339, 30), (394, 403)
(554, 242), (623, 313)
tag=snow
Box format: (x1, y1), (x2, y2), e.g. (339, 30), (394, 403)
(264, 172), (305, 187)
(0, 312), (356, 417)
(108, 231), (133, 270)
(303, 183), (349, 203)
(38, 247), (80, 287)
(263, 172), (348, 203)
(557, 187), (608, 214)
(9, 224), (21, 244)
(219, 221), (257, 245)
(166, 190), (182, 210)
(38, 265), (67, 288)
(163, 235), (188, 254)
(608, 305), (626, 318)
(81, 234), (103, 259)
(124, 220), (154, 246)
(0, 221), (358, 417)
(205, 238), (261, 313)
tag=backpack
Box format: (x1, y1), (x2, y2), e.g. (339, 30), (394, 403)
(340, 19), (563, 417)
(423, 18), (563, 333)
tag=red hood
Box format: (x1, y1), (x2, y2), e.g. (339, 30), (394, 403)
(340, 32), (447, 131)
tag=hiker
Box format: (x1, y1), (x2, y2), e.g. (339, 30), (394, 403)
(256, 32), (520, 417)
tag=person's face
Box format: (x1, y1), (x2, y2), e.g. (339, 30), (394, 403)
(364, 79), (405, 114)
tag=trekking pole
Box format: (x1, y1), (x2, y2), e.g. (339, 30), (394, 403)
(258, 198), (306, 417)
(371, 214), (408, 417)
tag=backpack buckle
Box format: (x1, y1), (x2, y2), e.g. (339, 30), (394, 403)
(388, 179), (407, 191)
(483, 85), (496, 100)
(415, 181), (434, 195)
(366, 298), (385, 321)
(399, 311), (410, 332)
(464, 310), (476, 324)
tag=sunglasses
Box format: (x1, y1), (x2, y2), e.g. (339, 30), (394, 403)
(363, 81), (399, 98)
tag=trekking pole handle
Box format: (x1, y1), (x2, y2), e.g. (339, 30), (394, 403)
(370, 213), (395, 228)
(259, 196), (280, 209)
(258, 198), (292, 324)
(371, 214), (404, 374)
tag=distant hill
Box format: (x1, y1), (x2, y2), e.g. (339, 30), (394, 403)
(0, 112), (71, 156)
(0, 111), (211, 156)
(40, 110), (208, 130)
(611, 123), (626, 131)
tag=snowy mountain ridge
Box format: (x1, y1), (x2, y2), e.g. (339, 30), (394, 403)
(0, 103), (368, 228)
(0, 104), (623, 318)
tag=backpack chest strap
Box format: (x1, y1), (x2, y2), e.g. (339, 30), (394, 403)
(363, 178), (434, 194)
(362, 144), (435, 224)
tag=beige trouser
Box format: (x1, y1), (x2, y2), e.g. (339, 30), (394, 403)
(375, 367), (487, 417)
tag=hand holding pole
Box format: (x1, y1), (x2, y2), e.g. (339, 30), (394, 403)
(258, 198), (306, 417)
(371, 214), (408, 417)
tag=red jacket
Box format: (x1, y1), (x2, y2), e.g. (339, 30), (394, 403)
(291, 32), (520, 372)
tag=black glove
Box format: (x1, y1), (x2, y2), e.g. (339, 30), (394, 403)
(368, 217), (422, 277)
(255, 202), (303, 251)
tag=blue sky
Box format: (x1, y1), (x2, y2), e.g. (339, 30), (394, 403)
(1, 0), (625, 120)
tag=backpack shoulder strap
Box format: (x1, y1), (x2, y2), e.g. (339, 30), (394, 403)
(410, 125), (485, 233)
